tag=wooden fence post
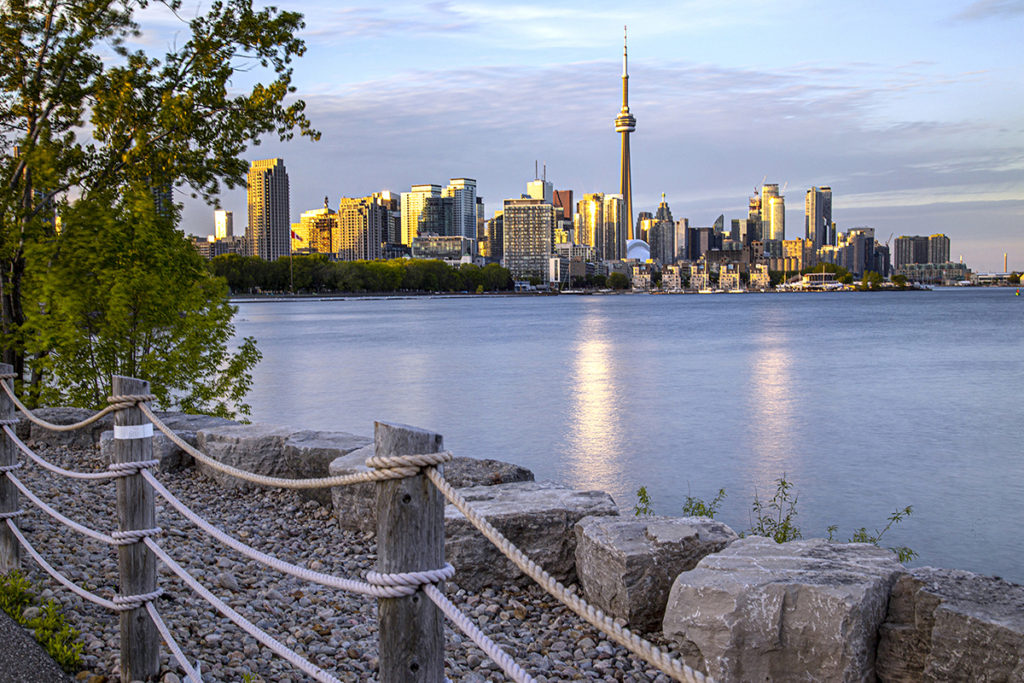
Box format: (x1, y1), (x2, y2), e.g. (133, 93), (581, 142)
(112, 375), (159, 681)
(375, 421), (445, 683)
(0, 363), (19, 573)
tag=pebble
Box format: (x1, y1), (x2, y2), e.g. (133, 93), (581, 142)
(16, 443), (683, 682)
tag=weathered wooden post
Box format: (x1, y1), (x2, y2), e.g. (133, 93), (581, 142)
(112, 375), (159, 681)
(375, 421), (445, 682)
(0, 363), (20, 573)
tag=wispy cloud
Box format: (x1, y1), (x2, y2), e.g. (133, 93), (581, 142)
(953, 0), (1024, 20)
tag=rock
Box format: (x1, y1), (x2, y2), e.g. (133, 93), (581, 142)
(99, 411), (238, 472)
(445, 481), (618, 591)
(194, 423), (295, 489)
(22, 606), (41, 621)
(662, 536), (903, 682)
(25, 407), (113, 449)
(876, 566), (1024, 682)
(283, 430), (372, 506)
(574, 515), (738, 632)
(329, 450), (537, 533)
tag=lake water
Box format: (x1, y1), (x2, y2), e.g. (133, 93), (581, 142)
(232, 288), (1024, 583)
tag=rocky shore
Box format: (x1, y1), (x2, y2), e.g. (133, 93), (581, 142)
(16, 443), (680, 682)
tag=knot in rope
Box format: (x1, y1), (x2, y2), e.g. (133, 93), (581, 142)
(107, 459), (160, 476)
(0, 418), (18, 426)
(0, 508), (25, 520)
(365, 562), (455, 597)
(111, 527), (162, 546)
(0, 462), (22, 473)
(0, 373), (15, 380)
(106, 393), (156, 411)
(112, 587), (163, 611)
(364, 451), (452, 477)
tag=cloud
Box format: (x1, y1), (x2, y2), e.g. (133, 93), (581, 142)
(300, 3), (477, 39)
(953, 0), (1024, 20)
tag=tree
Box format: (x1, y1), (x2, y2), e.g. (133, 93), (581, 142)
(23, 187), (260, 416)
(1, 0), (317, 399)
(1009, 272), (1020, 285)
(608, 272), (630, 290)
(892, 273), (908, 289)
(860, 271), (883, 291)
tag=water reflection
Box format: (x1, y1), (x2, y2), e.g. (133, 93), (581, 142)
(564, 307), (626, 494)
(746, 319), (798, 481)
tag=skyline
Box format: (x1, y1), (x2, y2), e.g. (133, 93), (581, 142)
(138, 1), (1024, 272)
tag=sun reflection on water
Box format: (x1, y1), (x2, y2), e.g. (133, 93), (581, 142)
(746, 319), (799, 482)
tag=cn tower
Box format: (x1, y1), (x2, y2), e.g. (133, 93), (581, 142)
(615, 26), (637, 240)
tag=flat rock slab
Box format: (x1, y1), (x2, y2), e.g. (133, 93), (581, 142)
(195, 423), (295, 489)
(329, 454), (537, 532)
(283, 430), (372, 506)
(877, 566), (1024, 682)
(662, 536), (903, 682)
(445, 481), (618, 592)
(23, 407), (113, 450)
(99, 411), (237, 472)
(575, 515), (738, 632)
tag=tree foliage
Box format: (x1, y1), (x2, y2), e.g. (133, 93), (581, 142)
(1, 0), (316, 410)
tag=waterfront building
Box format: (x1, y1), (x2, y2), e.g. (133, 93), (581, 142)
(631, 262), (652, 291)
(576, 193), (627, 261)
(761, 184), (785, 241)
(247, 158), (290, 261)
(615, 27), (637, 239)
(443, 178), (478, 240)
(750, 263), (770, 290)
(720, 263), (742, 290)
(336, 196), (385, 261)
(411, 235), (474, 263)
(805, 186), (832, 250)
(401, 184), (442, 245)
(897, 262), (969, 285)
(214, 209), (233, 239)
(503, 198), (558, 280)
(662, 265), (683, 291)
(894, 235), (929, 268)
(928, 234), (950, 264)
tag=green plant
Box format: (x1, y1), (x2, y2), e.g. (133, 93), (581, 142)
(0, 572), (82, 673)
(633, 486), (654, 517)
(828, 505), (917, 562)
(682, 487), (726, 519)
(747, 475), (802, 543)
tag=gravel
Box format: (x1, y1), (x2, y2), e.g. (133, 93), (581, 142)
(14, 444), (682, 682)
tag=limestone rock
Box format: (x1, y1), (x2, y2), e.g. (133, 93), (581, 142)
(25, 407), (113, 449)
(329, 453), (537, 533)
(99, 412), (237, 472)
(445, 481), (618, 592)
(574, 515), (738, 632)
(876, 566), (1024, 682)
(283, 430), (372, 506)
(194, 423), (294, 489)
(662, 536), (903, 682)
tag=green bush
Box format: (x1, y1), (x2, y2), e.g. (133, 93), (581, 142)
(0, 571), (82, 673)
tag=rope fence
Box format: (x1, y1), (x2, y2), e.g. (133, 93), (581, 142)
(0, 367), (710, 683)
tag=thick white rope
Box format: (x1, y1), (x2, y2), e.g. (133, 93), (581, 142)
(6, 519), (119, 611)
(111, 527), (162, 546)
(139, 403), (426, 489)
(365, 563), (455, 589)
(139, 469), (412, 598)
(426, 468), (710, 683)
(143, 537), (342, 683)
(113, 588), (164, 611)
(2, 426), (123, 480)
(6, 472), (117, 545)
(0, 508), (25, 520)
(145, 603), (204, 683)
(107, 459), (161, 475)
(423, 583), (536, 683)
(0, 380), (146, 432)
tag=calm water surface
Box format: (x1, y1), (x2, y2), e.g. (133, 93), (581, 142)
(232, 289), (1024, 582)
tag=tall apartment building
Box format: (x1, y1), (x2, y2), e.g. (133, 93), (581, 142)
(804, 186), (832, 250)
(214, 209), (233, 239)
(576, 193), (627, 261)
(761, 183), (785, 241)
(291, 199), (337, 254)
(400, 184), (441, 245)
(503, 198), (558, 280)
(526, 178), (553, 204)
(336, 197), (385, 261)
(247, 158), (290, 260)
(443, 178), (478, 239)
(371, 191), (401, 245)
(928, 234), (950, 264)
(647, 193), (675, 265)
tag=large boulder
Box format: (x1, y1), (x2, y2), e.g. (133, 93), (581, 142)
(662, 536), (903, 682)
(876, 567), (1024, 682)
(25, 407), (113, 450)
(329, 454), (537, 533)
(99, 411), (237, 472)
(283, 430), (372, 506)
(194, 423), (294, 489)
(574, 515), (738, 633)
(445, 481), (618, 592)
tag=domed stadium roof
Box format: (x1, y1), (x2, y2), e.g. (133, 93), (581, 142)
(626, 239), (650, 261)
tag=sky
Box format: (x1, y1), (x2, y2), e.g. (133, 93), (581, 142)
(142, 1), (1024, 272)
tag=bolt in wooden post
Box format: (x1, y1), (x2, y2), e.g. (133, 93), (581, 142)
(375, 421), (445, 683)
(112, 375), (159, 682)
(0, 363), (20, 573)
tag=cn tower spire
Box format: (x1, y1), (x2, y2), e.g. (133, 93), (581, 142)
(615, 25), (637, 243)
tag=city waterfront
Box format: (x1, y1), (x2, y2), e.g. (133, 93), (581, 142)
(233, 288), (1024, 583)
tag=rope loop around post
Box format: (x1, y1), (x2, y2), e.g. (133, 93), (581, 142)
(365, 450), (452, 474)
(107, 459), (160, 476)
(107, 393), (156, 411)
(0, 508), (24, 520)
(111, 527), (162, 546)
(112, 587), (164, 612)
(365, 562), (455, 591)
(0, 418), (18, 427)
(0, 462), (22, 473)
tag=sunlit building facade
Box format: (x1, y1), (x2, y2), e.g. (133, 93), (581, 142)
(336, 197), (385, 261)
(804, 186), (832, 250)
(503, 198), (558, 280)
(443, 178), (478, 240)
(247, 158), (290, 260)
(575, 193), (627, 261)
(291, 199), (336, 254)
(400, 184), (441, 245)
(761, 184), (785, 241)
(214, 209), (233, 239)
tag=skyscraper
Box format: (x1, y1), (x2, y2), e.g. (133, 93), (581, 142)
(928, 234), (950, 264)
(246, 158), (290, 261)
(336, 197), (385, 261)
(400, 184), (442, 245)
(615, 27), (637, 239)
(443, 178), (478, 239)
(576, 193), (627, 261)
(214, 209), (233, 239)
(761, 183), (785, 241)
(502, 198), (558, 280)
(804, 186), (832, 250)
(649, 194), (675, 265)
